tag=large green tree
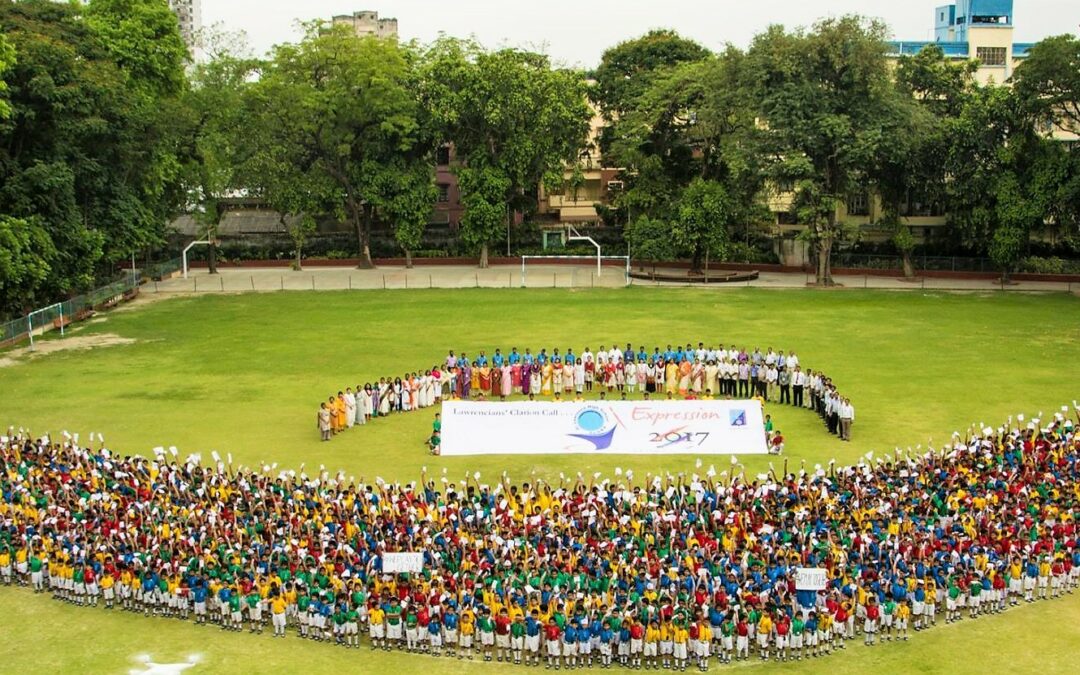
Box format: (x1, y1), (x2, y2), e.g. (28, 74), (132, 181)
(247, 23), (430, 269)
(1013, 34), (1080, 135)
(591, 29), (709, 122)
(748, 16), (900, 285)
(0, 0), (186, 316)
(423, 39), (590, 267)
(612, 48), (765, 263)
(173, 48), (258, 274)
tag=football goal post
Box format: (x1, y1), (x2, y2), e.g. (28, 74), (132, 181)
(520, 255), (630, 287)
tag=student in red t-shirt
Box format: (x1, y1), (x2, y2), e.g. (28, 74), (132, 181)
(544, 618), (562, 669)
(495, 608), (512, 663)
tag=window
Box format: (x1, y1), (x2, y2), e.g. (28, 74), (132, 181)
(606, 180), (624, 192)
(776, 179), (795, 193)
(436, 184), (450, 203)
(435, 146), (451, 166)
(976, 47), (1007, 66)
(847, 192), (870, 217)
(776, 211), (798, 225)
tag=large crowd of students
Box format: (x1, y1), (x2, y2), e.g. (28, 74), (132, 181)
(319, 344), (856, 444)
(2, 405), (1078, 669)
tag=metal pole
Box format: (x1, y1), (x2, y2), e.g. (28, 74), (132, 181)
(27, 312), (33, 352)
(194, 277), (198, 293)
(251, 276), (255, 291)
(220, 276), (224, 291)
(59, 304), (64, 337)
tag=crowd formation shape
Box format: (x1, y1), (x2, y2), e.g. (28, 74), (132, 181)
(2, 403), (1079, 669)
(318, 344), (855, 444)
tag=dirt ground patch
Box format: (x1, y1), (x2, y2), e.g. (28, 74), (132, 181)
(0, 333), (137, 368)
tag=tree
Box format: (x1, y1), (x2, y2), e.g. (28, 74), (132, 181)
(0, 215), (55, 315)
(248, 23), (428, 268)
(0, 0), (186, 313)
(671, 178), (735, 272)
(625, 215), (676, 262)
(609, 48), (765, 261)
(174, 49), (257, 274)
(748, 16), (899, 285)
(874, 45), (975, 278)
(592, 29), (709, 122)
(0, 32), (13, 120)
(1013, 34), (1080, 135)
(423, 40), (590, 267)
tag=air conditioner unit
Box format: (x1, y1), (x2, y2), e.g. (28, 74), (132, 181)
(606, 181), (624, 192)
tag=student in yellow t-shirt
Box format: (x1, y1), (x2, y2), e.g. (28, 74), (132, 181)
(368, 604), (386, 649)
(757, 612), (773, 659)
(644, 621), (661, 669)
(672, 623), (689, 670)
(271, 595), (289, 637)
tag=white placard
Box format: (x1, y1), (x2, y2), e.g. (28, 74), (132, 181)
(440, 400), (768, 456)
(795, 567), (828, 591)
(383, 552), (424, 574)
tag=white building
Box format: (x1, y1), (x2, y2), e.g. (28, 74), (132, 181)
(168, 0), (202, 53)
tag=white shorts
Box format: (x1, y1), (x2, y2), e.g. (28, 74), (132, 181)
(387, 623), (402, 640)
(480, 631), (494, 647)
(526, 635), (540, 652)
(273, 613), (287, 629)
(371, 624), (385, 639)
(644, 642), (658, 657)
(496, 633), (510, 649)
(563, 642), (577, 657)
(660, 640), (673, 655)
(547, 641), (561, 657)
(674, 643), (687, 660)
(511, 636), (523, 650)
(631, 638), (643, 654)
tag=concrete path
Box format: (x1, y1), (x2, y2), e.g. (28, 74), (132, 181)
(146, 264), (1079, 294)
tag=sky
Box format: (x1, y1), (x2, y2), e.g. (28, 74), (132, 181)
(203, 1), (1080, 66)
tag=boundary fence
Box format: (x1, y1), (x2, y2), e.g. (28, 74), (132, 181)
(1, 276), (142, 350)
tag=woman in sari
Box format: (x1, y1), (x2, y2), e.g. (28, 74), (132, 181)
(462, 363), (473, 399)
(636, 360), (649, 396)
(665, 359), (679, 395)
(393, 378), (405, 412)
(691, 359), (705, 395)
(501, 363), (513, 399)
(491, 366), (503, 399)
(678, 358), (692, 395)
(520, 362), (532, 395)
(378, 380), (391, 416)
(540, 361), (553, 395)
(478, 363), (492, 392)
(645, 359), (657, 394)
(344, 388), (357, 428)
(511, 362), (522, 392)
(552, 359), (563, 393)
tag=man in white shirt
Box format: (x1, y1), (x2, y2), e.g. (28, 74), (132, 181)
(839, 398), (855, 441)
(765, 366), (779, 402)
(609, 345), (623, 363)
(581, 348), (594, 364)
(596, 346), (608, 365)
(787, 353), (799, 370)
(791, 367), (806, 408)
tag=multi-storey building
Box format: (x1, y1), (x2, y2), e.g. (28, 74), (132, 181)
(168, 0), (201, 54)
(332, 10), (399, 38)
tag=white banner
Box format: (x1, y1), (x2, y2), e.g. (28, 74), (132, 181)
(440, 400), (767, 456)
(795, 567), (829, 591)
(383, 552), (424, 574)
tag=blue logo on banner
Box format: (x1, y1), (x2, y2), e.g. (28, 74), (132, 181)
(569, 406), (617, 450)
(729, 409), (747, 427)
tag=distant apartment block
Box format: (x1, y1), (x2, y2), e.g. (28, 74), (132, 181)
(332, 10), (399, 38)
(168, 0), (202, 53)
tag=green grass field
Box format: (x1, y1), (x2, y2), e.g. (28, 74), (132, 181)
(2, 287), (1080, 673)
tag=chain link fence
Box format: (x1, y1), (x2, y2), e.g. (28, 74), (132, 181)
(1, 276), (141, 349)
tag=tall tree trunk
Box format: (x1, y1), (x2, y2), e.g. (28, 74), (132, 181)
(405, 249), (413, 269)
(353, 202), (374, 269)
(479, 243), (489, 269)
(816, 220), (835, 286)
(690, 246), (704, 275)
(901, 251), (914, 279)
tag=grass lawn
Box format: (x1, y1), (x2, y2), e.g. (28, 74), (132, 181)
(2, 287), (1079, 673)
